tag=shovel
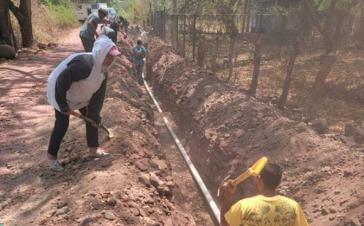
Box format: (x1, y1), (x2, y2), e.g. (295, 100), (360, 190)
(69, 111), (114, 139)
(217, 156), (268, 197)
(231, 156), (268, 185)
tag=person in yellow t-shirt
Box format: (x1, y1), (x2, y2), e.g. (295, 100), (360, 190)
(219, 163), (309, 226)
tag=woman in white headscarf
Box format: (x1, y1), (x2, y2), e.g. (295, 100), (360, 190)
(46, 35), (121, 171)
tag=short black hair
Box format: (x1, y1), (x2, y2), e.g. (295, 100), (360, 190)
(260, 163), (282, 190)
(137, 39), (142, 45)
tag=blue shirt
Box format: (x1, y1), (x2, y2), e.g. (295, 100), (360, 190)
(132, 44), (147, 65)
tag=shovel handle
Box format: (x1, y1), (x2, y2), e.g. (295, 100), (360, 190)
(69, 111), (99, 127)
(69, 111), (112, 137)
(231, 156), (268, 186)
(232, 168), (254, 186)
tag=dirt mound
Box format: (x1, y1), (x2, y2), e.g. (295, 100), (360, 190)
(149, 37), (364, 226)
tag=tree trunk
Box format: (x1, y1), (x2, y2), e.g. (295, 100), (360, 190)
(183, 15), (186, 57)
(212, 33), (219, 73)
(192, 15), (197, 62)
(248, 36), (263, 96)
(197, 37), (206, 67)
(19, 0), (33, 47)
(303, 0), (343, 115)
(242, 0), (248, 32)
(0, 0), (14, 46)
(310, 7), (343, 98)
(171, 0), (178, 49)
(277, 41), (299, 110)
(227, 34), (236, 81)
(9, 0), (33, 47)
(307, 53), (336, 117)
(311, 53), (337, 98)
(246, 0), (251, 32)
(354, 1), (364, 48)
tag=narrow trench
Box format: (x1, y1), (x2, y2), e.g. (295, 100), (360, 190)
(151, 77), (229, 196)
(154, 111), (215, 225)
(144, 76), (221, 225)
(114, 42), (218, 225)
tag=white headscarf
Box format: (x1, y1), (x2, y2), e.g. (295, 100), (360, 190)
(47, 35), (116, 111)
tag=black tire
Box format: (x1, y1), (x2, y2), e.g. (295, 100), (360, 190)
(0, 44), (16, 59)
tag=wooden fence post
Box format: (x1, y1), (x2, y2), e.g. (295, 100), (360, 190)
(227, 34), (236, 81)
(246, 0), (251, 32)
(212, 33), (220, 73)
(192, 14), (197, 62)
(248, 35), (263, 96)
(242, 0), (248, 32)
(176, 15), (179, 50)
(162, 10), (166, 40)
(183, 15), (186, 57)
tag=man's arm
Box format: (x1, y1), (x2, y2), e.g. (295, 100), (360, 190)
(218, 179), (238, 226)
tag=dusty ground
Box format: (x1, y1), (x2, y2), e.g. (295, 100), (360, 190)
(149, 37), (364, 226)
(1, 26), (363, 226)
(0, 30), (213, 225)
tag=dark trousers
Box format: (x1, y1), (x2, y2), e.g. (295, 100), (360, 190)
(47, 78), (107, 157)
(80, 36), (95, 52)
(135, 63), (144, 85)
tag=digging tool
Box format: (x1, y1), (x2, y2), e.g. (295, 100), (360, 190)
(69, 111), (114, 139)
(217, 156), (268, 197)
(232, 156), (268, 185)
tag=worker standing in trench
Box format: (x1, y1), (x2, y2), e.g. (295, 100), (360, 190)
(132, 37), (147, 85)
(219, 163), (309, 226)
(46, 34), (121, 171)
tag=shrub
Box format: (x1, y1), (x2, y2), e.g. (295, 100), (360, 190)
(40, 0), (78, 29)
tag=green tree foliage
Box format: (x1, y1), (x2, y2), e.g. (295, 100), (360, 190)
(107, 0), (169, 22)
(42, 0), (77, 28)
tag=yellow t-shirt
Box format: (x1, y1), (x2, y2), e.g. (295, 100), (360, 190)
(224, 195), (309, 226)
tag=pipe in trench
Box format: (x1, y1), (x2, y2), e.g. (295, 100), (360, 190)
(142, 73), (221, 225)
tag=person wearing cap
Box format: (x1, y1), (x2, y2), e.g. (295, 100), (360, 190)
(46, 35), (121, 171)
(219, 163), (309, 226)
(132, 37), (147, 85)
(80, 8), (109, 52)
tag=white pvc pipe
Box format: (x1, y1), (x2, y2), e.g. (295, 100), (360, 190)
(142, 73), (221, 224)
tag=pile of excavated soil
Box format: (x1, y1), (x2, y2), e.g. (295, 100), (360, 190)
(0, 34), (198, 225)
(149, 37), (364, 226)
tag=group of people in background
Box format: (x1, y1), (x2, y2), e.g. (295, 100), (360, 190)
(79, 8), (146, 85)
(79, 8), (129, 51)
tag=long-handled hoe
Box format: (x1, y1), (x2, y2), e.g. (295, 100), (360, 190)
(69, 111), (114, 139)
(218, 156), (268, 197)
